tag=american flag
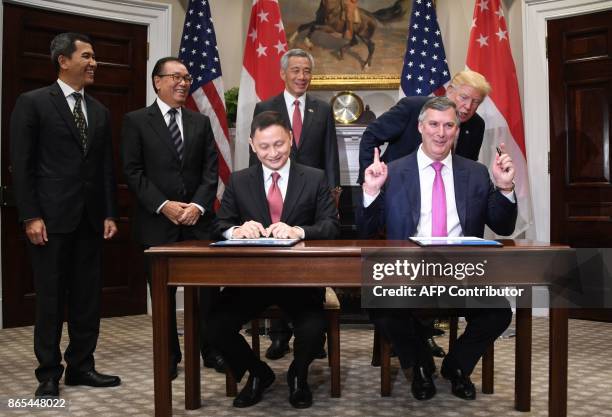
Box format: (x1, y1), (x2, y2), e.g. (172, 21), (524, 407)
(399, 0), (450, 98)
(467, 0), (532, 236)
(234, 0), (287, 170)
(178, 0), (232, 206)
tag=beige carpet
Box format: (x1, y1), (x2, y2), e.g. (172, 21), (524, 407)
(0, 315), (611, 416)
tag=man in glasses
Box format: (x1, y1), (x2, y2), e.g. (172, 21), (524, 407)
(121, 57), (223, 380)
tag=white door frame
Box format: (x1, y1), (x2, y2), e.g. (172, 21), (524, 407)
(522, 0), (612, 243)
(0, 0), (172, 328)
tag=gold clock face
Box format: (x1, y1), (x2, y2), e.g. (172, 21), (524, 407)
(331, 91), (364, 124)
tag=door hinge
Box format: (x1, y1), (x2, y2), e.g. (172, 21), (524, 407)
(0, 186), (15, 207)
(548, 151), (551, 174)
(146, 42), (150, 60)
(545, 36), (548, 59)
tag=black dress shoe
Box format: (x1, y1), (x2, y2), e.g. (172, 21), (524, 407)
(35, 379), (59, 397)
(265, 338), (290, 360)
(427, 337), (446, 358)
(64, 369), (121, 387)
(233, 366), (275, 408)
(441, 365), (476, 400)
(203, 354), (226, 374)
(170, 362), (178, 381)
(410, 366), (436, 401)
(288, 379), (313, 408)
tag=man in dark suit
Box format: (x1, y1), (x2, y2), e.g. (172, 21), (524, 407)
(251, 48), (340, 360)
(358, 70), (491, 183)
(121, 57), (222, 380)
(358, 97), (517, 401)
(208, 111), (339, 409)
(10, 32), (120, 398)
(358, 69), (492, 357)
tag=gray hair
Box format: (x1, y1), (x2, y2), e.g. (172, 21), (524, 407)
(50, 32), (93, 73)
(418, 96), (460, 126)
(280, 48), (314, 71)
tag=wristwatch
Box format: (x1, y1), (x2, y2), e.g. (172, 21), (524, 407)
(331, 91), (363, 124)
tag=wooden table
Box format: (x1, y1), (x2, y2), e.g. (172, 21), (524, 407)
(146, 239), (571, 417)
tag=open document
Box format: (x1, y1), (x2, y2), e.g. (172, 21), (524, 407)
(409, 236), (503, 247)
(210, 238), (301, 247)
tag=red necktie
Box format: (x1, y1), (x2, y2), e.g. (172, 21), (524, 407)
(431, 161), (447, 237)
(292, 100), (302, 147)
(267, 172), (283, 223)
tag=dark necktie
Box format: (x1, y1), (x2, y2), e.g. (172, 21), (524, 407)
(71, 92), (88, 153)
(431, 161), (447, 237)
(267, 172), (283, 223)
(167, 108), (184, 160)
(292, 100), (302, 147)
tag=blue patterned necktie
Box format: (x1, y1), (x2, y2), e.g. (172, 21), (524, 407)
(167, 108), (184, 161)
(71, 92), (88, 153)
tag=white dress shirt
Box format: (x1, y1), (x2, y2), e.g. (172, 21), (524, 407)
(283, 90), (306, 127)
(57, 78), (88, 123)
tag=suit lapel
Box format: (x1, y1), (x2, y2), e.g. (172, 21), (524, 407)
(48, 83), (83, 151)
(401, 154), (421, 234)
(299, 95), (315, 148)
(181, 108), (193, 165)
(452, 156), (469, 230)
(281, 162), (305, 222)
(147, 103), (181, 161)
(83, 94), (98, 156)
(249, 164), (272, 224)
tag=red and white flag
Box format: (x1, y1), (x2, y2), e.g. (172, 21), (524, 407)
(178, 0), (231, 208)
(467, 0), (533, 236)
(234, 0), (287, 170)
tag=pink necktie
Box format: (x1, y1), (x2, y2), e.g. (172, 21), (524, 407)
(292, 100), (302, 147)
(431, 161), (447, 237)
(267, 172), (283, 223)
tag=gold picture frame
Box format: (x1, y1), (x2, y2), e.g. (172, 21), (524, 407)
(279, 0), (416, 90)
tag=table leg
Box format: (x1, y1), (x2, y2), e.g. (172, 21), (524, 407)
(515, 307), (532, 411)
(549, 308), (568, 417)
(151, 256), (172, 417)
(184, 286), (201, 409)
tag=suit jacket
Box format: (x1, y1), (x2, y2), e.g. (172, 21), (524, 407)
(121, 103), (218, 246)
(357, 96), (485, 183)
(250, 93), (340, 188)
(357, 152), (517, 239)
(10, 82), (118, 233)
(215, 161), (339, 240)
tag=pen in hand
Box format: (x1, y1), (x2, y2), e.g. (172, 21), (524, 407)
(496, 146), (510, 173)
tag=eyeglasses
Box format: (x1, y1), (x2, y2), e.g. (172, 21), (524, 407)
(157, 73), (194, 84)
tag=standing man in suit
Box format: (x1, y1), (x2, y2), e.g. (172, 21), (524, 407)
(358, 70), (491, 183)
(251, 48), (340, 360)
(121, 57), (223, 380)
(208, 111), (339, 409)
(358, 97), (516, 401)
(10, 32), (120, 398)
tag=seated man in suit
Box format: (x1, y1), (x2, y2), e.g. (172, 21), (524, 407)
(251, 47), (340, 361)
(358, 70), (492, 357)
(208, 111), (340, 409)
(358, 97), (517, 401)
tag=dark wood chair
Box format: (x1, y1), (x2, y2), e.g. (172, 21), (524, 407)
(225, 187), (343, 398)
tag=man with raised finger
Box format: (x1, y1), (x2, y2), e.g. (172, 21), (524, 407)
(358, 97), (517, 402)
(208, 111), (339, 409)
